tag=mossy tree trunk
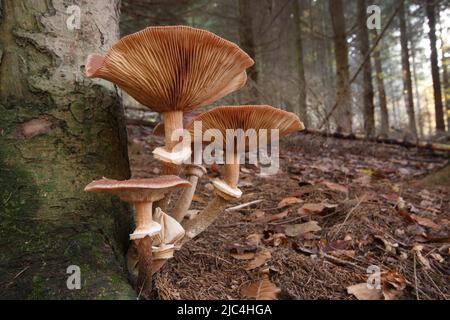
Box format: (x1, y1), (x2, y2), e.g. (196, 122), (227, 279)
(0, 0), (135, 299)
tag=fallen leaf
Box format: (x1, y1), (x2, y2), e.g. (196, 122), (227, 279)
(247, 210), (266, 221)
(241, 275), (281, 300)
(231, 252), (256, 260)
(413, 245), (431, 269)
(262, 210), (289, 222)
(263, 233), (288, 247)
(347, 283), (382, 300)
(285, 221), (322, 237)
(298, 203), (337, 216)
(381, 270), (406, 300)
(321, 240), (352, 253)
(246, 234), (262, 246)
(277, 197), (303, 209)
(411, 214), (441, 231)
(192, 194), (206, 204)
(430, 253), (444, 263)
(320, 181), (349, 194)
(374, 235), (398, 254)
(245, 249), (272, 270)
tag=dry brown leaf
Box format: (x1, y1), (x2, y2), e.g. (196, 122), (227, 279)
(347, 283), (382, 300)
(381, 270), (406, 300)
(411, 214), (441, 231)
(231, 252), (256, 260)
(263, 233), (288, 247)
(241, 275), (281, 300)
(298, 203), (337, 215)
(246, 234), (262, 246)
(277, 197), (303, 209)
(285, 221), (322, 237)
(263, 210), (289, 222)
(321, 181), (349, 193)
(413, 245), (431, 269)
(245, 249), (272, 270)
(430, 253), (444, 263)
(247, 210), (266, 222)
(192, 194), (206, 204)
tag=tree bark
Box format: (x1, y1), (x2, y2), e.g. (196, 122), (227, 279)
(329, 0), (352, 133)
(0, 0), (135, 299)
(357, 0), (375, 138)
(372, 29), (389, 136)
(238, 0), (258, 104)
(443, 43), (450, 131)
(292, 0), (307, 127)
(399, 2), (418, 138)
(425, 0), (445, 133)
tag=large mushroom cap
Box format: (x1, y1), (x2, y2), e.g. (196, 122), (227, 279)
(84, 176), (191, 202)
(186, 105), (305, 151)
(86, 26), (254, 113)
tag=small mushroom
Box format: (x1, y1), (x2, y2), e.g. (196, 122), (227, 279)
(86, 26), (254, 173)
(128, 208), (186, 278)
(152, 207), (185, 259)
(84, 176), (191, 240)
(84, 176), (190, 298)
(182, 105), (304, 240)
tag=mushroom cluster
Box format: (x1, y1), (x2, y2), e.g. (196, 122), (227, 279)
(84, 26), (304, 299)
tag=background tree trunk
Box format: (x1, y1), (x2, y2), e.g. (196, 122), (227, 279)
(293, 0), (307, 127)
(357, 0), (375, 137)
(238, 0), (258, 104)
(372, 29), (389, 136)
(425, 0), (445, 133)
(0, 0), (135, 299)
(329, 0), (352, 133)
(399, 2), (418, 138)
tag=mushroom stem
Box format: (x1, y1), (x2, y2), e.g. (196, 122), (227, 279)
(134, 202), (153, 229)
(224, 153), (240, 188)
(137, 236), (153, 300)
(161, 111), (184, 175)
(172, 165), (206, 222)
(182, 194), (230, 242)
(156, 111), (184, 210)
(131, 202), (161, 241)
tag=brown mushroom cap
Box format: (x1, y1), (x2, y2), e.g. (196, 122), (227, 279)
(186, 105), (305, 151)
(84, 176), (191, 202)
(86, 26), (254, 113)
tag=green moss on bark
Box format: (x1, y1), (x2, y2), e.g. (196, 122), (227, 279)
(0, 86), (135, 299)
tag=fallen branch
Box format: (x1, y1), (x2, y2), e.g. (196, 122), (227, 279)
(302, 129), (450, 153)
(225, 200), (263, 212)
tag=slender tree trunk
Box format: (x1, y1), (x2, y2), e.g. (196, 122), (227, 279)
(293, 0), (307, 126)
(399, 2), (418, 138)
(372, 30), (389, 136)
(0, 0), (134, 299)
(238, 0), (258, 104)
(410, 26), (424, 138)
(426, 0), (445, 133)
(442, 44), (450, 131)
(357, 0), (375, 137)
(329, 0), (352, 133)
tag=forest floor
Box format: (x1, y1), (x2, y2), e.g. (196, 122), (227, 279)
(127, 124), (450, 300)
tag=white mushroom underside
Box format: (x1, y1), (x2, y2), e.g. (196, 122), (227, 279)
(153, 144), (192, 165)
(212, 179), (242, 199)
